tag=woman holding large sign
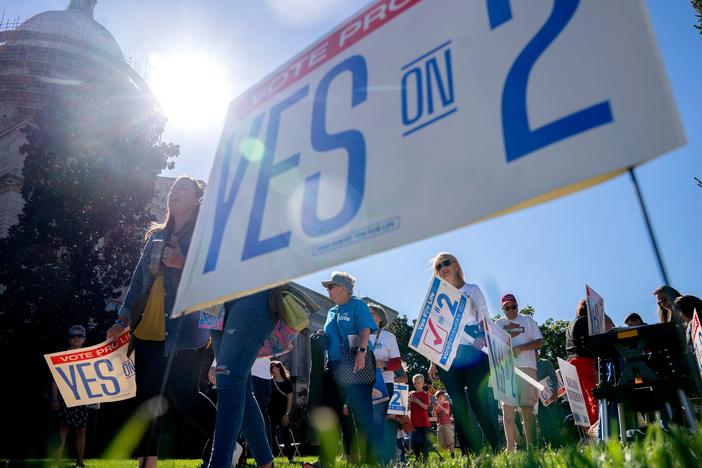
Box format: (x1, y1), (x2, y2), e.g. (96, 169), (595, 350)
(106, 176), (212, 467)
(427, 253), (500, 454)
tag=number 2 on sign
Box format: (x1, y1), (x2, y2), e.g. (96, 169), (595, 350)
(487, 0), (613, 162)
(390, 391), (402, 406)
(437, 294), (458, 316)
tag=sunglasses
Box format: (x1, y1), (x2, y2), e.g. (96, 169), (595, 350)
(325, 284), (338, 291)
(502, 305), (518, 311)
(70, 334), (85, 339)
(435, 259), (452, 271)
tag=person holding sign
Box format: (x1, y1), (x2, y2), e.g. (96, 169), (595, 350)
(319, 271), (377, 465)
(50, 325), (89, 468)
(565, 299), (598, 426)
(495, 294), (543, 451)
(106, 176), (212, 467)
(427, 253), (500, 454)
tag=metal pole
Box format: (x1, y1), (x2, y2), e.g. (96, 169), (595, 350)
(628, 167), (670, 285)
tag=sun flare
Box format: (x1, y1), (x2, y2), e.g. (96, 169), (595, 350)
(148, 52), (231, 129)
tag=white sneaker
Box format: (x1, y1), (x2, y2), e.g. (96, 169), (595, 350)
(231, 442), (243, 467)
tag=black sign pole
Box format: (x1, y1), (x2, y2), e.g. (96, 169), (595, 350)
(628, 167), (671, 285)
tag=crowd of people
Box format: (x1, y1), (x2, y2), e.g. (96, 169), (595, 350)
(49, 177), (701, 467)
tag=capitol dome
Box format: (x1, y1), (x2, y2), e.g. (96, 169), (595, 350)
(17, 0), (123, 60)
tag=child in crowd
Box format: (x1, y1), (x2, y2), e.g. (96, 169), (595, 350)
(433, 390), (455, 457)
(409, 374), (430, 459)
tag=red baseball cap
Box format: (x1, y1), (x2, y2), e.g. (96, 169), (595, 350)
(501, 294), (517, 306)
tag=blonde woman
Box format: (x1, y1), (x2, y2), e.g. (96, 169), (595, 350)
(426, 253), (500, 454)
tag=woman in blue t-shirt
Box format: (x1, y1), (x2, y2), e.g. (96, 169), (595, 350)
(319, 271), (377, 465)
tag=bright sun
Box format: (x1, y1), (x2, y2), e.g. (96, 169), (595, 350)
(148, 52), (231, 129)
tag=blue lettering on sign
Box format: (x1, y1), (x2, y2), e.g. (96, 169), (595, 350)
(56, 365), (81, 400)
(411, 277), (442, 348)
(204, 115), (265, 272)
(390, 391), (402, 407)
(401, 40), (457, 137)
(439, 295), (467, 365)
(486, 0), (613, 162)
(302, 55), (368, 237)
(94, 360), (120, 396)
(75, 362), (101, 399)
(312, 216), (399, 255)
(122, 359), (136, 378)
(242, 86), (309, 261)
(205, 54), (370, 267)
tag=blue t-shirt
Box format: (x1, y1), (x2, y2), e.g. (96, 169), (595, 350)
(324, 297), (378, 362)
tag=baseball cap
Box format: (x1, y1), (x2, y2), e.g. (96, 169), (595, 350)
(321, 272), (355, 293)
(501, 294), (517, 307)
(68, 324), (86, 336)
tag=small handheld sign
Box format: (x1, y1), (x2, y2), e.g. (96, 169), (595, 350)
(585, 285), (606, 336)
(557, 358), (591, 427)
(387, 383), (409, 415)
(691, 311), (702, 385)
(44, 331), (136, 408)
(485, 320), (518, 406)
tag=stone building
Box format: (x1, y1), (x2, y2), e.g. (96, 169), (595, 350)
(0, 0), (150, 237)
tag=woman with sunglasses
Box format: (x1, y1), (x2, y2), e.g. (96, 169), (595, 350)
(318, 271), (377, 465)
(51, 325), (89, 467)
(427, 253), (500, 454)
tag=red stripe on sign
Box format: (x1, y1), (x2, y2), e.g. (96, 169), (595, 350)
(49, 331), (130, 364)
(233, 0), (424, 118)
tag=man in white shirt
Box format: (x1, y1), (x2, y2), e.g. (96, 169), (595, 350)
(495, 294), (543, 452)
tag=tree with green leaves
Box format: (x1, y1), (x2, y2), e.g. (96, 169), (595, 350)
(693, 0), (702, 33)
(0, 86), (176, 354)
(538, 318), (569, 366)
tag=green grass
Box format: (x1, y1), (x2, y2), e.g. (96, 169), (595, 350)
(6, 424), (702, 467)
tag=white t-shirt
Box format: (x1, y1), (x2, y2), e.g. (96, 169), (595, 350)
(251, 357), (271, 379)
(495, 314), (542, 369)
(372, 329), (401, 383)
(458, 283), (489, 346)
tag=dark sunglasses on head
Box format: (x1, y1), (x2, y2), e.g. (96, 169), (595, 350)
(70, 334), (85, 339)
(503, 305), (518, 311)
(325, 284), (337, 290)
(435, 259), (452, 271)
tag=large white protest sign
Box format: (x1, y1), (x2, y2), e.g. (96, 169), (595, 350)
(586, 285), (606, 336)
(387, 383), (409, 415)
(485, 320), (518, 406)
(557, 358), (590, 427)
(691, 311), (702, 384)
(408, 276), (473, 370)
(173, 0), (684, 316)
(45, 331), (136, 408)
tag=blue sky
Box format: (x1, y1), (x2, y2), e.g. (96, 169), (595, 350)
(12, 0), (701, 326)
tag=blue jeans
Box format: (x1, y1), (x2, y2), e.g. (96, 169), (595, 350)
(208, 291), (275, 468)
(372, 383), (395, 464)
(326, 361), (375, 464)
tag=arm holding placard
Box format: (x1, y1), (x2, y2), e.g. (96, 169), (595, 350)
(514, 339), (543, 356)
